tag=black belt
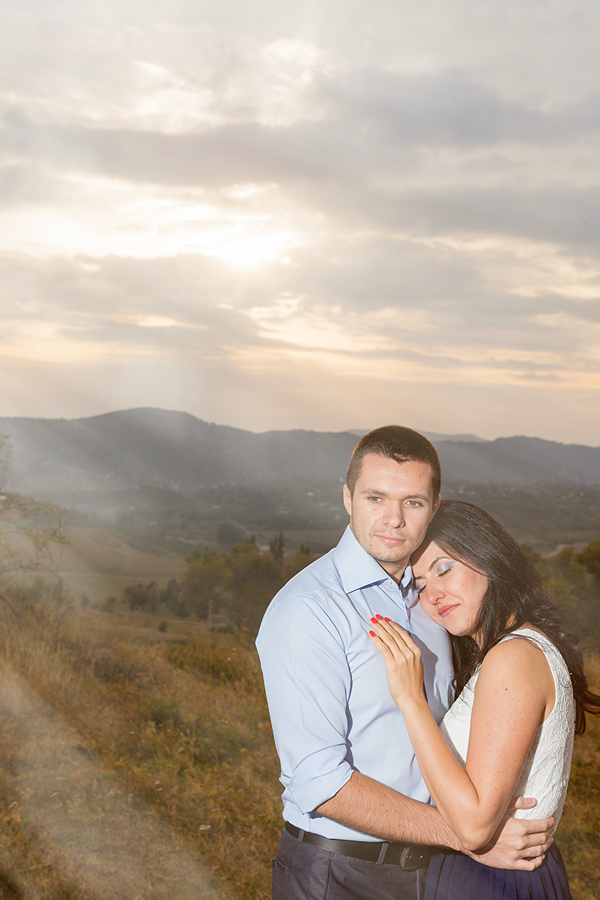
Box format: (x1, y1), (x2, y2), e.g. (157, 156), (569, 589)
(284, 822), (435, 871)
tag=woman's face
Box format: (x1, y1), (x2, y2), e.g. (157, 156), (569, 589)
(412, 541), (489, 644)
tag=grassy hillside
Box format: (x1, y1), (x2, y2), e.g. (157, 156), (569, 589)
(556, 654), (600, 900)
(0, 598), (598, 899)
(0, 601), (278, 899)
(56, 523), (188, 607)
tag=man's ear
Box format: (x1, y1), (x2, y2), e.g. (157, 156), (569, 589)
(431, 495), (441, 519)
(342, 483), (352, 517)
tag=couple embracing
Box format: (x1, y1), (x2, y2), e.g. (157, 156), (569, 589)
(257, 426), (600, 900)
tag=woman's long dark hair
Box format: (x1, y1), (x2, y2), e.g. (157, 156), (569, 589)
(417, 500), (600, 735)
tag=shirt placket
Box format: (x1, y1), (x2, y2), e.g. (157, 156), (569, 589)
(377, 578), (411, 632)
(381, 578), (429, 703)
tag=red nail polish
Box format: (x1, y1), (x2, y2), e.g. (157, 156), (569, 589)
(376, 614), (383, 620)
(370, 617), (377, 624)
(384, 617), (391, 622)
(369, 630), (377, 637)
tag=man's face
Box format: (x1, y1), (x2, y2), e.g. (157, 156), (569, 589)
(343, 453), (439, 581)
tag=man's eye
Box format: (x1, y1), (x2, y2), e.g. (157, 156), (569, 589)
(368, 496), (382, 502)
(405, 500), (422, 508)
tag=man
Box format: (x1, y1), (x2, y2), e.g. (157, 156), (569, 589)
(256, 426), (554, 900)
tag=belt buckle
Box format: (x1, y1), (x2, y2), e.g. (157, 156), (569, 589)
(399, 845), (429, 871)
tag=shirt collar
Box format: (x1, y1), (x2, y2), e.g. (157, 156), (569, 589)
(334, 525), (415, 599)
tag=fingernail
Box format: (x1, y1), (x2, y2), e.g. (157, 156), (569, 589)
(369, 630), (377, 637)
(370, 617), (377, 624)
(375, 614), (383, 620)
(384, 617), (391, 622)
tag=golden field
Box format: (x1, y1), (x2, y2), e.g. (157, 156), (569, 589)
(0, 595), (598, 899)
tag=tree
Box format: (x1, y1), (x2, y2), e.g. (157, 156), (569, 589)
(227, 540), (283, 631)
(539, 542), (600, 647)
(216, 521), (246, 546)
(179, 539), (315, 634)
(156, 577), (189, 618)
(181, 548), (232, 619)
(146, 580), (158, 612)
(0, 435), (65, 613)
(269, 532), (285, 563)
(284, 546), (314, 582)
(161, 577), (182, 609)
(124, 582), (149, 612)
(577, 539), (600, 582)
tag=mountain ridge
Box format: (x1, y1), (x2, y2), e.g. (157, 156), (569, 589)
(0, 407), (599, 493)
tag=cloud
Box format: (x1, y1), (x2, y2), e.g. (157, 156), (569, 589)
(1, 0), (599, 443)
(3, 72), (599, 264)
(0, 110), (331, 190)
(0, 19), (333, 133)
(3, 246), (598, 395)
(4, 71), (600, 188)
(320, 68), (547, 145)
(371, 186), (600, 249)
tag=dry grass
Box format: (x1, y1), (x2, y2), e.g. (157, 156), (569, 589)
(556, 653), (600, 900)
(0, 667), (236, 900)
(0, 601), (281, 899)
(0, 600), (598, 899)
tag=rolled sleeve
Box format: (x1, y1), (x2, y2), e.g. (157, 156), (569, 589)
(288, 746), (353, 814)
(257, 590), (354, 813)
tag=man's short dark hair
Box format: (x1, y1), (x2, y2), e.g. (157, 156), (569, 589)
(345, 425), (441, 500)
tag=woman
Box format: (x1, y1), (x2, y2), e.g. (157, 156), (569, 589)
(369, 500), (600, 900)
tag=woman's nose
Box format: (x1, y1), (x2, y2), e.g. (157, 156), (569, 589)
(426, 582), (445, 604)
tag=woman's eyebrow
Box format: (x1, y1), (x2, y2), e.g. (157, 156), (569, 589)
(424, 555), (446, 573)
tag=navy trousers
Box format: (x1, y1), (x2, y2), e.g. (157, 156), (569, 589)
(272, 827), (426, 900)
(423, 843), (572, 900)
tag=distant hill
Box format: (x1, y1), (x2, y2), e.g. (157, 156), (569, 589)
(349, 429), (487, 443)
(0, 408), (599, 493)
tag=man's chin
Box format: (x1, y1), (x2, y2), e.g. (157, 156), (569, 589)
(372, 536), (408, 556)
(370, 540), (412, 565)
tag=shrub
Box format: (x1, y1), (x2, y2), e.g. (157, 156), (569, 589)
(92, 648), (138, 684)
(148, 697), (184, 730)
(164, 638), (251, 685)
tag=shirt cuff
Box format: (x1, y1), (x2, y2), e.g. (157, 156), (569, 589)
(288, 754), (354, 814)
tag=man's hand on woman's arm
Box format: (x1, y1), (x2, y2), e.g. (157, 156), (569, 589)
(465, 798), (555, 871)
(467, 815), (554, 870)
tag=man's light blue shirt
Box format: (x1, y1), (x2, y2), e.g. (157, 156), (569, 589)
(256, 525), (455, 841)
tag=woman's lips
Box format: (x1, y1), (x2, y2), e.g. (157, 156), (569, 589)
(438, 604), (459, 618)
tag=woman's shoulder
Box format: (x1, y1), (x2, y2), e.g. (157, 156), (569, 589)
(478, 630), (553, 686)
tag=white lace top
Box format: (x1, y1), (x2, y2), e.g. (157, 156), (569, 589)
(439, 628), (575, 832)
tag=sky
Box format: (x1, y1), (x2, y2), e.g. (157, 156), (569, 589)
(1, 0), (600, 444)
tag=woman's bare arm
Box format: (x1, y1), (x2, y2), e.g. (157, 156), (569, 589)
(370, 621), (555, 850)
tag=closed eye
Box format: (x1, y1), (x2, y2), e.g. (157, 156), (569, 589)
(414, 579), (426, 595)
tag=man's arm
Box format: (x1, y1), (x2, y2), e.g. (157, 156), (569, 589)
(317, 772), (555, 870)
(316, 771), (462, 848)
